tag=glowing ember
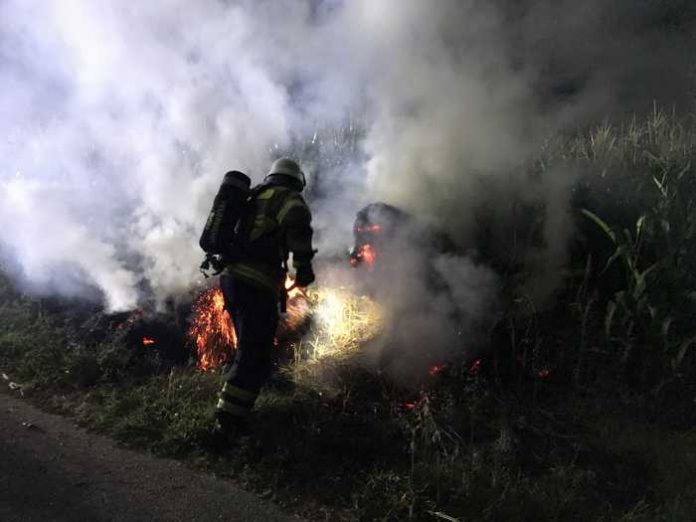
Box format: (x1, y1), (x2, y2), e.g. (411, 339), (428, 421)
(142, 337), (156, 346)
(188, 287), (236, 371)
(429, 364), (444, 377)
(353, 243), (377, 268)
(188, 277), (384, 371)
(469, 358), (482, 376)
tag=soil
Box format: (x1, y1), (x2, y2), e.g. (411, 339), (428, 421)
(0, 391), (297, 522)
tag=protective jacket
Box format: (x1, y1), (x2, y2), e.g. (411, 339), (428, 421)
(215, 176), (313, 430)
(224, 178), (314, 294)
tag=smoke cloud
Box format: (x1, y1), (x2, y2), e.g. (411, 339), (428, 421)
(1, 0), (694, 319)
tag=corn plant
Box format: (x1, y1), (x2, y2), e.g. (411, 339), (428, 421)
(582, 210), (659, 360)
(582, 149), (696, 389)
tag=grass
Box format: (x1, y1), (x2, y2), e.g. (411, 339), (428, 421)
(1, 109), (696, 520)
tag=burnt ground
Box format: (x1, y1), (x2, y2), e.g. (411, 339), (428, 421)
(0, 391), (297, 522)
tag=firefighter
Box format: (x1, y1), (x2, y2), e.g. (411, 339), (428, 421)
(214, 158), (315, 438)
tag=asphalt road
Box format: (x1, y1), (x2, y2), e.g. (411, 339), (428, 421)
(0, 391), (296, 522)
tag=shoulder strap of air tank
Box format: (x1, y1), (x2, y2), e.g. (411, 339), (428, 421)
(249, 183), (271, 199)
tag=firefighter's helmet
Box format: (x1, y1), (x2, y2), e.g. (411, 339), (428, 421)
(267, 158), (306, 187)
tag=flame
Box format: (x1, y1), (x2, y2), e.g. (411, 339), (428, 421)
(142, 337), (156, 346)
(189, 276), (317, 371)
(188, 276), (384, 371)
(296, 286), (383, 361)
(188, 287), (236, 371)
(352, 243), (377, 269)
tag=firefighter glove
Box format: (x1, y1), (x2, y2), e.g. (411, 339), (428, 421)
(295, 265), (315, 287)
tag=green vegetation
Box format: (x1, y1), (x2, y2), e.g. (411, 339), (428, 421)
(2, 109), (696, 520)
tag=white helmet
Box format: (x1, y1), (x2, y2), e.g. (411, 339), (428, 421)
(267, 158), (306, 187)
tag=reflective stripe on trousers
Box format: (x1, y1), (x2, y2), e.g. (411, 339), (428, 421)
(216, 382), (258, 418)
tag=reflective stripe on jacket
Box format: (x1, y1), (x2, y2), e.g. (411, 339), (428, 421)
(225, 262), (281, 294)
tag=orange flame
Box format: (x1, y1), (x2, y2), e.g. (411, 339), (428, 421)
(354, 243), (377, 268)
(189, 276), (311, 371)
(188, 287), (236, 371)
(142, 337), (156, 346)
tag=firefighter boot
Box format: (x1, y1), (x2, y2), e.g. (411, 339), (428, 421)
(210, 381), (256, 448)
(210, 411), (251, 449)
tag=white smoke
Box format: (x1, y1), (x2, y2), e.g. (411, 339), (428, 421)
(0, 1), (300, 309)
(0, 0), (693, 313)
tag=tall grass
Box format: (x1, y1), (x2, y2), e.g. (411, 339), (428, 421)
(571, 109), (696, 396)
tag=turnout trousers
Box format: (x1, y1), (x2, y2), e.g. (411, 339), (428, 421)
(215, 274), (279, 423)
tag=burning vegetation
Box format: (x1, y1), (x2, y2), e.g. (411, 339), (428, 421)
(349, 202), (456, 271)
(187, 277), (384, 372)
(2, 111), (696, 520)
(73, 268), (386, 378)
(188, 287), (236, 371)
(297, 286), (383, 361)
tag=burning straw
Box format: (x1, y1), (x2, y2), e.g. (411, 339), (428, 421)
(188, 287), (236, 371)
(188, 281), (383, 372)
(296, 286), (383, 362)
